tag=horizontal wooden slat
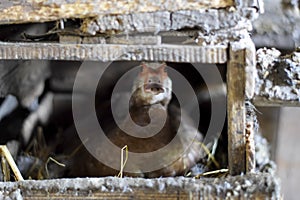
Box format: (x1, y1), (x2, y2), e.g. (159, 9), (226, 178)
(0, 173), (280, 199)
(0, 42), (228, 63)
(0, 0), (235, 25)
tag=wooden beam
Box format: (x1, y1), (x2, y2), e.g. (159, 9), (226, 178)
(0, 1), (263, 37)
(80, 9), (255, 35)
(0, 0), (234, 25)
(0, 42), (227, 63)
(227, 35), (256, 175)
(0, 174), (280, 199)
(227, 41), (246, 175)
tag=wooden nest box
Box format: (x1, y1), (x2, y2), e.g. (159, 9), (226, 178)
(0, 0), (283, 199)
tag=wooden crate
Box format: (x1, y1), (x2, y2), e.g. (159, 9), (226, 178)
(0, 0), (285, 199)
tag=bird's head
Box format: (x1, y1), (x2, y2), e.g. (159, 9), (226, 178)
(131, 62), (172, 107)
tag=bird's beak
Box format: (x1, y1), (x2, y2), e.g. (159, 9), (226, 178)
(144, 83), (165, 94)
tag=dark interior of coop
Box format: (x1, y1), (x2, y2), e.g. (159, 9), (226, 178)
(0, 58), (232, 179)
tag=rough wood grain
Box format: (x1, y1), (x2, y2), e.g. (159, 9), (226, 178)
(227, 36), (257, 175)
(80, 8), (257, 35)
(0, 0), (234, 25)
(227, 34), (256, 175)
(0, 42), (228, 63)
(227, 41), (246, 175)
(0, 173), (281, 199)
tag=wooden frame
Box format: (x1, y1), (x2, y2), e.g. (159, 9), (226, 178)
(0, 0), (282, 199)
(0, 5), (256, 175)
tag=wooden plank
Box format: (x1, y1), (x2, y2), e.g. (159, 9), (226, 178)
(80, 8), (256, 35)
(0, 0), (234, 25)
(227, 35), (256, 175)
(0, 42), (228, 63)
(227, 41), (246, 175)
(0, 174), (281, 199)
(0, 8), (259, 35)
(254, 48), (300, 107)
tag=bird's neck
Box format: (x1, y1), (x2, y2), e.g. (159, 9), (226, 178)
(129, 103), (168, 126)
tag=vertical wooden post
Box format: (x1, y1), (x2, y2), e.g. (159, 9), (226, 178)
(227, 34), (256, 175)
(227, 43), (246, 175)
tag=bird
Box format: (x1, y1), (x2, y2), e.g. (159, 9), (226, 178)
(63, 62), (204, 178)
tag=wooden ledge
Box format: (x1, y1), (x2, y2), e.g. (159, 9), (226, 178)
(0, 173), (280, 199)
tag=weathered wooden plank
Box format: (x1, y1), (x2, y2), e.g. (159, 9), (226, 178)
(0, 42), (228, 63)
(60, 35), (162, 45)
(254, 48), (300, 107)
(0, 0), (234, 25)
(80, 8), (257, 35)
(227, 35), (256, 175)
(227, 44), (246, 175)
(0, 174), (281, 199)
(227, 40), (246, 175)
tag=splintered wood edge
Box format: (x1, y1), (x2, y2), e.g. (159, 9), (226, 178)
(0, 0), (235, 24)
(0, 42), (228, 63)
(0, 174), (281, 199)
(227, 35), (256, 175)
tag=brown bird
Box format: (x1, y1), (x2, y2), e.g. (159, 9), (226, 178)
(65, 62), (204, 178)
